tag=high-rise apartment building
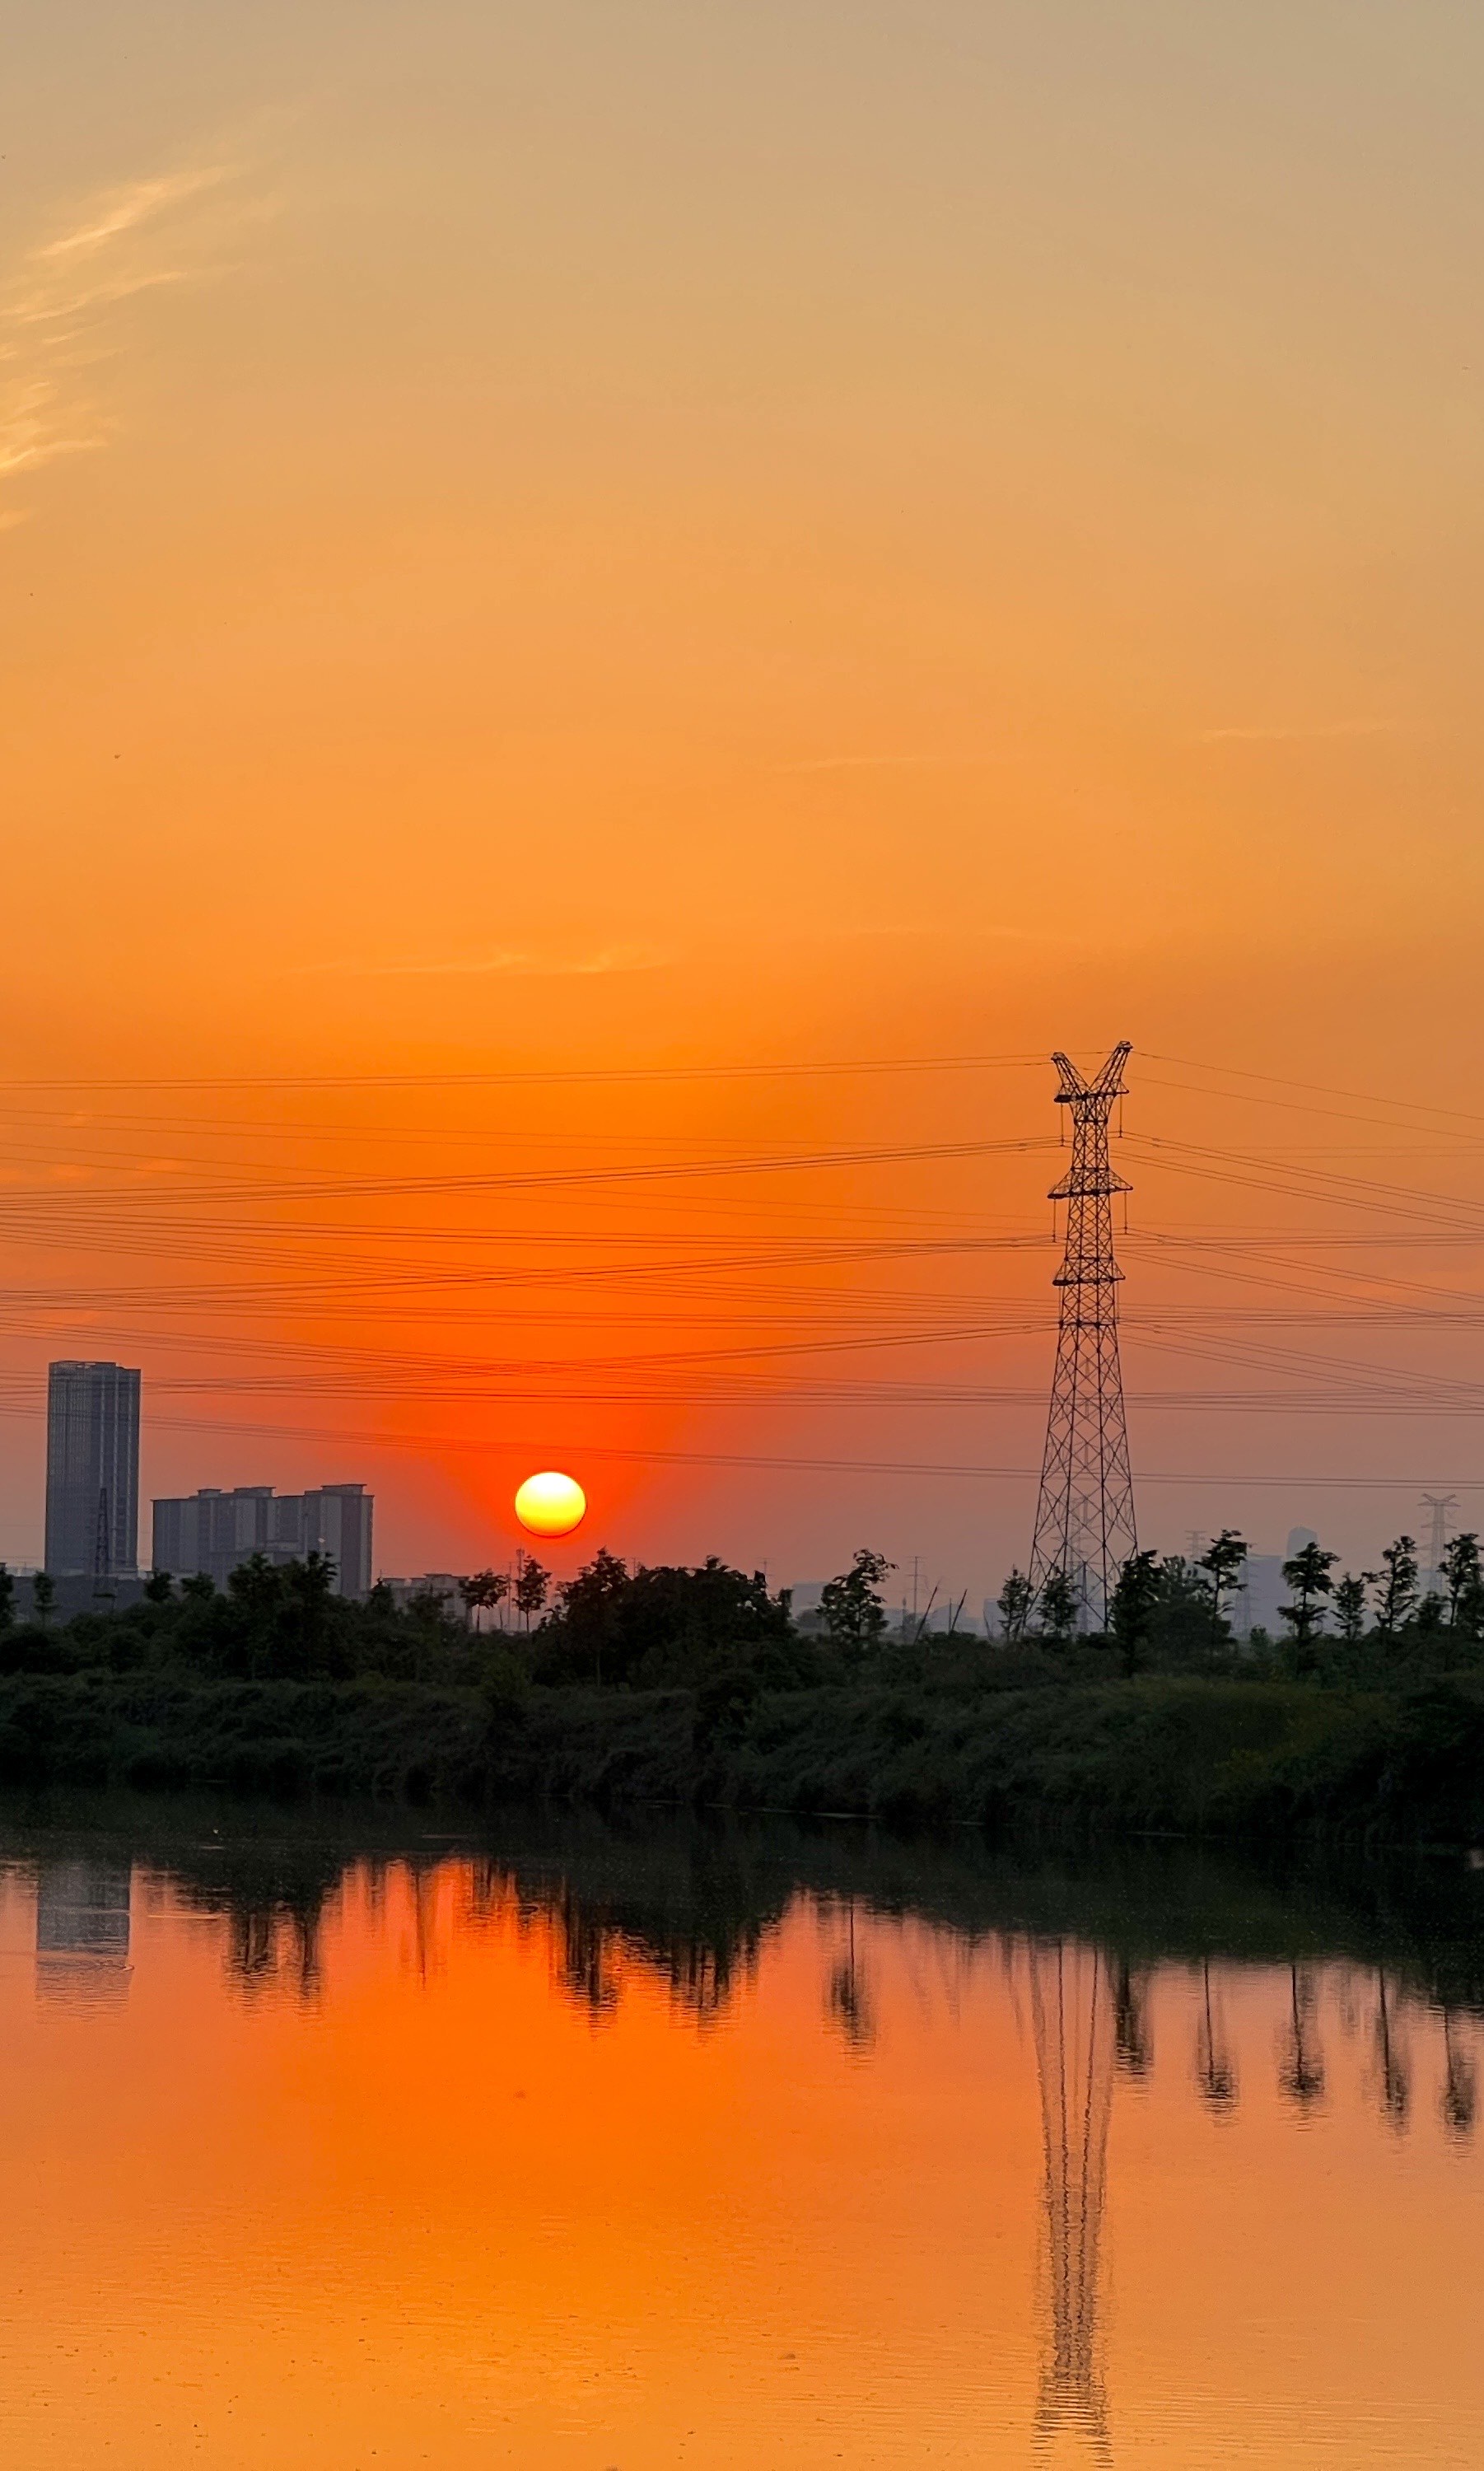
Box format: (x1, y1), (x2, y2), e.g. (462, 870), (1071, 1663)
(151, 1483), (373, 1597)
(44, 1361), (141, 1578)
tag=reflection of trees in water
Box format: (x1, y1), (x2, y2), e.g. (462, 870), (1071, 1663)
(164, 1843), (347, 2000)
(1194, 1960), (1238, 2111)
(226, 1896), (322, 1996)
(1371, 1971), (1411, 2129)
(47, 1819), (1479, 2137)
(532, 1835), (786, 2026)
(1441, 2011), (1477, 2135)
(553, 1888), (623, 2016)
(1112, 1959), (1152, 2080)
(1278, 1964), (1327, 2110)
(826, 1902), (875, 2051)
(1028, 1941), (1115, 2462)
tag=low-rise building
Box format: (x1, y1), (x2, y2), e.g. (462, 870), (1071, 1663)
(151, 1483), (374, 1598)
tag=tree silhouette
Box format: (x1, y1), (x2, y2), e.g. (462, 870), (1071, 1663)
(1110, 1548), (1160, 1675)
(459, 1568), (511, 1632)
(514, 1554), (550, 1634)
(820, 1549), (894, 1659)
(1038, 1567), (1079, 1644)
(996, 1567), (1034, 1644)
(1332, 1572), (1370, 1642)
(1197, 1528), (1248, 1629)
(1442, 1532), (1482, 1634)
(1280, 1542), (1337, 1647)
(1374, 1536), (1419, 1636)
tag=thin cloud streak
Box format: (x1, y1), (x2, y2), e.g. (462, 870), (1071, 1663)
(782, 754), (997, 773)
(0, 161), (240, 500)
(1196, 721), (1404, 744)
(288, 946), (674, 980)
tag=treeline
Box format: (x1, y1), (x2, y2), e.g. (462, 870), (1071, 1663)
(0, 1545), (1483, 1838)
(997, 1528), (1484, 1687)
(4, 1526), (1484, 1702)
(0, 1548), (831, 1694)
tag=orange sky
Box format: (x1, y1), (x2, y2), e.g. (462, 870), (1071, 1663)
(4, 2), (1484, 1591)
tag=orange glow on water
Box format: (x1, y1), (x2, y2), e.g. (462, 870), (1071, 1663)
(0, 1834), (1480, 2467)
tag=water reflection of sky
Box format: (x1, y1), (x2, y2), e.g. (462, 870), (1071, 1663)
(0, 1824), (1477, 2467)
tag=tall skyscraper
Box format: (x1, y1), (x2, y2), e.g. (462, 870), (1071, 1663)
(152, 1481), (374, 1597)
(45, 1361), (142, 1578)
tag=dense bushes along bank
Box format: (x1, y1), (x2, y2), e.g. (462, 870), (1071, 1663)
(0, 1669), (1478, 1846)
(0, 1548), (1481, 1841)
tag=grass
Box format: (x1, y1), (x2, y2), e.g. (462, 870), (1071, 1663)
(0, 1665), (1479, 1845)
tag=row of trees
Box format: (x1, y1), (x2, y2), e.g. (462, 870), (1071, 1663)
(993, 1526), (1484, 1667)
(6, 1525), (1480, 1690)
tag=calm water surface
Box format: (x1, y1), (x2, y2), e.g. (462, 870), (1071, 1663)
(0, 1805), (1479, 2468)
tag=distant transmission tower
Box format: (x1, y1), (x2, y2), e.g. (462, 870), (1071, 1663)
(1029, 1044), (1137, 1626)
(1421, 1493), (1458, 1599)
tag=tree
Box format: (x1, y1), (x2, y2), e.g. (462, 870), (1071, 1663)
(1332, 1572), (1370, 1643)
(226, 1551), (342, 1680)
(1197, 1529), (1248, 1629)
(514, 1553), (551, 1634)
(535, 1553), (800, 1689)
(1442, 1533), (1481, 1631)
(32, 1571), (55, 1629)
(996, 1568), (1034, 1645)
(1037, 1567), (1079, 1644)
(228, 1552), (284, 1623)
(1109, 1549), (1160, 1676)
(1374, 1535), (1420, 1636)
(459, 1568), (510, 1632)
(0, 1564), (13, 1633)
(285, 1552), (337, 1667)
(820, 1549), (894, 1659)
(143, 1568), (174, 1605)
(541, 1555), (800, 1689)
(1146, 1555), (1229, 1669)
(1280, 1541), (1337, 1647)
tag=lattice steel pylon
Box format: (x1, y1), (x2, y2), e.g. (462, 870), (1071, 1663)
(1029, 1044), (1137, 1627)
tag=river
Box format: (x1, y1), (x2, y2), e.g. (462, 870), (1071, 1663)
(0, 1801), (1479, 2467)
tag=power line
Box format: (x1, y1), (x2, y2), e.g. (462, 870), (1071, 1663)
(2, 1402), (1472, 1491)
(1141, 1050), (1484, 1133)
(0, 1050), (1046, 1095)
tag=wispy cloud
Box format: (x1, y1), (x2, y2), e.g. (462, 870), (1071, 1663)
(289, 946), (674, 980)
(1195, 721), (1402, 745)
(781, 754), (996, 773)
(0, 162), (240, 502)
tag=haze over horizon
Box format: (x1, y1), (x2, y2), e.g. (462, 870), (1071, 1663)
(6, 1), (1484, 1599)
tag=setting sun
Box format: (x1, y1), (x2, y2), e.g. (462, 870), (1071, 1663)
(515, 1470), (587, 1539)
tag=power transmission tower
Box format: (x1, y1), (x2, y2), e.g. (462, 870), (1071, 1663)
(1421, 1493), (1458, 1599)
(1029, 1044), (1137, 1627)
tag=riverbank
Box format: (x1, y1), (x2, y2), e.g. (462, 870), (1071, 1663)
(0, 1669), (1480, 1844)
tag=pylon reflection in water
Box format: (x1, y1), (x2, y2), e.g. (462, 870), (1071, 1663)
(1028, 1940), (1117, 2459)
